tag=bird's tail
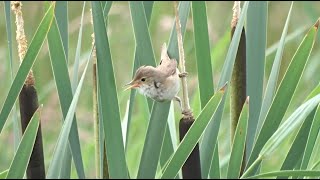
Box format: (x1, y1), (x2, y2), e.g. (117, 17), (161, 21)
(160, 43), (170, 63)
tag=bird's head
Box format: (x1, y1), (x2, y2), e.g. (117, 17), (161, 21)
(124, 66), (158, 91)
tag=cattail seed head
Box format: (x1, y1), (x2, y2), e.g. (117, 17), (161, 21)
(231, 1), (241, 28)
(12, 1), (35, 86)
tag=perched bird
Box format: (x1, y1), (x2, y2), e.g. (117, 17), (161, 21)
(125, 43), (186, 105)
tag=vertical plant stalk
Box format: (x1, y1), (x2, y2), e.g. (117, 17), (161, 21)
(90, 9), (109, 179)
(174, 1), (200, 179)
(174, 1), (192, 118)
(11, 1), (45, 179)
(230, 1), (247, 176)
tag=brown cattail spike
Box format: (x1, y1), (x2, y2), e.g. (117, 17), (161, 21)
(230, 1), (247, 176)
(179, 117), (201, 179)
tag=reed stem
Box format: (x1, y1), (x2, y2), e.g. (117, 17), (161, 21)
(174, 1), (200, 179)
(12, 1), (45, 178)
(91, 10), (109, 178)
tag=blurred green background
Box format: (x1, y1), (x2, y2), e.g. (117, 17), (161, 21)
(0, 1), (320, 178)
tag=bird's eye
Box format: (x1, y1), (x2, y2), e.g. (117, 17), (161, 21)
(141, 78), (146, 82)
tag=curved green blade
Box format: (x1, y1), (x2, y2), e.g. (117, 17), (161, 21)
(266, 25), (308, 57)
(71, 1), (86, 93)
(227, 98), (249, 178)
(46, 14), (86, 178)
(192, 1), (214, 108)
(247, 18), (319, 169)
(246, 170), (320, 179)
(46, 46), (91, 179)
(245, 1), (268, 157)
(6, 106), (41, 179)
(4, 0), (21, 151)
(277, 107), (316, 178)
(277, 84), (320, 178)
(91, 1), (129, 178)
(200, 2), (249, 178)
(55, 1), (68, 61)
(259, 94), (320, 158)
(300, 103), (320, 170)
(257, 1), (293, 140)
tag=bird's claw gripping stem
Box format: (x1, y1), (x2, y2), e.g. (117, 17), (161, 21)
(179, 72), (188, 78)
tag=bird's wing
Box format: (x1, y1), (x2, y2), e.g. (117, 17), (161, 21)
(160, 43), (170, 64)
(157, 59), (177, 76)
(143, 66), (168, 83)
(157, 43), (177, 76)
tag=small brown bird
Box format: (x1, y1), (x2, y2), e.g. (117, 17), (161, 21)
(125, 43), (186, 105)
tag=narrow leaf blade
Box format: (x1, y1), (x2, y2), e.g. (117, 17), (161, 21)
(257, 2), (293, 140)
(245, 1), (268, 157)
(227, 98), (249, 178)
(260, 94), (320, 158)
(247, 19), (319, 169)
(247, 170), (320, 179)
(46, 47), (91, 179)
(6, 107), (41, 179)
(92, 2), (129, 178)
(46, 8), (85, 177)
(192, 1), (214, 108)
(200, 2), (249, 178)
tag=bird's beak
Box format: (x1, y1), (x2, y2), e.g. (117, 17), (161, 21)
(124, 81), (140, 91)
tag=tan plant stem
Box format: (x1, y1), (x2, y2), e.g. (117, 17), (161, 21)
(231, 1), (241, 30)
(12, 1), (45, 179)
(174, 2), (201, 179)
(11, 1), (34, 86)
(91, 9), (109, 179)
(174, 1), (192, 119)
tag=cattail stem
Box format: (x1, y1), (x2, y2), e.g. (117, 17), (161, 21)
(174, 1), (200, 179)
(230, 1), (247, 176)
(91, 10), (109, 179)
(174, 1), (192, 119)
(12, 1), (45, 179)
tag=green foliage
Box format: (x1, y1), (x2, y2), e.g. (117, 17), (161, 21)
(0, 1), (320, 179)
(6, 107), (41, 179)
(227, 99), (249, 178)
(46, 11), (86, 178)
(92, 1), (128, 178)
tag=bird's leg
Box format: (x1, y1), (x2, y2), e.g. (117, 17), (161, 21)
(178, 72), (188, 78)
(174, 96), (183, 111)
(174, 96), (192, 116)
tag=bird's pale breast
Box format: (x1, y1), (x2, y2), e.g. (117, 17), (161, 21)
(138, 70), (180, 102)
